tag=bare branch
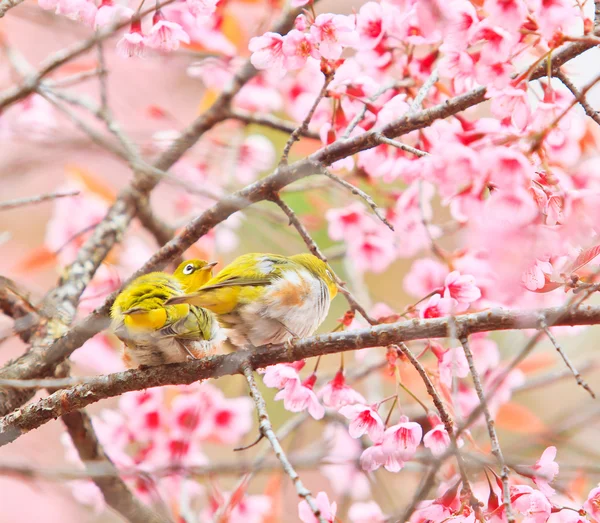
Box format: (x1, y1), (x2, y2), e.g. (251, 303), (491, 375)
(228, 108), (320, 139)
(280, 71), (334, 165)
(240, 361), (325, 523)
(540, 321), (595, 398)
(61, 410), (169, 523)
(4, 303), (600, 446)
(555, 69), (600, 128)
(395, 342), (482, 518)
(408, 67), (439, 113)
(460, 336), (514, 522)
(0, 190), (80, 211)
(373, 134), (429, 158)
(0, 0), (24, 17)
(319, 166), (394, 231)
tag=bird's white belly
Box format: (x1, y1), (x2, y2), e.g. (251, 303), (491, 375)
(228, 269), (331, 348)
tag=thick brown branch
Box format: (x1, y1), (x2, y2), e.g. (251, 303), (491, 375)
(2, 304), (600, 445)
(62, 410), (168, 523)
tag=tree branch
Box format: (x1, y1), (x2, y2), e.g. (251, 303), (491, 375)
(240, 361), (325, 523)
(3, 303), (600, 445)
(0, 191), (80, 211)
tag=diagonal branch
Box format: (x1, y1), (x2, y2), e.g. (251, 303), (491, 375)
(555, 69), (600, 128)
(460, 336), (513, 522)
(0, 191), (80, 211)
(240, 361), (325, 523)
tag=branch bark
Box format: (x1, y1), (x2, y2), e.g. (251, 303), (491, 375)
(2, 303), (600, 446)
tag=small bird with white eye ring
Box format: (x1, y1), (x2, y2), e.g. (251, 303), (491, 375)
(166, 253), (338, 349)
(110, 259), (225, 368)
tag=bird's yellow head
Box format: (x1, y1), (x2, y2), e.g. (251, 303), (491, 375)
(173, 259), (218, 293)
(290, 254), (338, 299)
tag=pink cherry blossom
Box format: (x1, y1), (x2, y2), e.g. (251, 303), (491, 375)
(438, 346), (470, 387)
(511, 485), (552, 523)
(485, 0), (527, 31)
(326, 203), (372, 241)
(348, 501), (386, 523)
(347, 228), (398, 274)
(356, 2), (385, 49)
(146, 12), (190, 52)
(339, 403), (385, 442)
(299, 491), (337, 523)
(443, 271), (482, 311)
(310, 13), (358, 60)
(584, 486), (600, 521)
(207, 396), (253, 444)
(94, 0), (132, 29)
(382, 415), (423, 461)
(116, 20), (147, 58)
(274, 373), (325, 420)
(248, 32), (285, 71)
(319, 369), (366, 408)
(235, 135), (276, 183)
(423, 413), (451, 456)
(359, 442), (404, 472)
(404, 258), (447, 298)
(185, 0), (218, 17)
(282, 30), (320, 70)
(262, 360), (305, 389)
(420, 293), (458, 319)
(532, 446), (559, 496)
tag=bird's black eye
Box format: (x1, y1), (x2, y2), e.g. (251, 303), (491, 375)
(183, 264), (195, 275)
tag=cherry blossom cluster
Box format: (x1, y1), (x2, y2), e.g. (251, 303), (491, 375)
(61, 382), (268, 518)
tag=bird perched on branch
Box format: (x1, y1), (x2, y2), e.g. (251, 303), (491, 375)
(110, 259), (225, 368)
(166, 253), (338, 349)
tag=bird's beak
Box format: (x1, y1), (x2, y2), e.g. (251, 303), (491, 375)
(201, 261), (218, 271)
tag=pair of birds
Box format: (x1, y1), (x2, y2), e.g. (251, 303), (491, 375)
(110, 253), (338, 368)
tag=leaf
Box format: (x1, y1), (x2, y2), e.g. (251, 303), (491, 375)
(495, 402), (546, 433)
(516, 352), (556, 375)
(13, 245), (57, 273)
(65, 165), (116, 203)
(569, 244), (600, 273)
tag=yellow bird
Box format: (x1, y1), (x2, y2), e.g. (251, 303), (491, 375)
(166, 253), (338, 348)
(110, 259), (225, 368)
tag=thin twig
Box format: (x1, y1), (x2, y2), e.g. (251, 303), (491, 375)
(374, 134), (429, 157)
(395, 342), (482, 518)
(319, 166), (394, 232)
(555, 69), (600, 127)
(0, 0), (24, 17)
(540, 321), (595, 398)
(228, 109), (320, 139)
(240, 361), (326, 523)
(280, 71), (334, 165)
(0, 191), (80, 211)
(408, 67), (439, 113)
(460, 336), (514, 522)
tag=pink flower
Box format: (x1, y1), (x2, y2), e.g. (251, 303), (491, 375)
(282, 30), (319, 70)
(310, 13), (358, 60)
(339, 404), (385, 442)
(299, 491), (337, 523)
(584, 486), (600, 521)
(94, 0), (132, 29)
(249, 32), (285, 71)
(423, 413), (451, 456)
(348, 501), (386, 523)
(443, 271), (481, 311)
(116, 20), (146, 58)
(438, 346), (470, 388)
(146, 12), (190, 52)
(522, 258), (553, 292)
(56, 0), (97, 25)
(236, 134), (275, 183)
(356, 2), (384, 49)
(347, 228), (397, 274)
(489, 85), (531, 130)
(404, 258), (447, 298)
(420, 293), (458, 319)
(208, 396), (253, 444)
(511, 485), (552, 523)
(532, 446), (559, 496)
(382, 415), (423, 461)
(262, 361), (305, 389)
(485, 0), (527, 31)
(319, 369), (366, 409)
(274, 373), (325, 420)
(326, 203), (371, 241)
(359, 442), (404, 472)
(185, 0), (218, 17)
(227, 493), (272, 523)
